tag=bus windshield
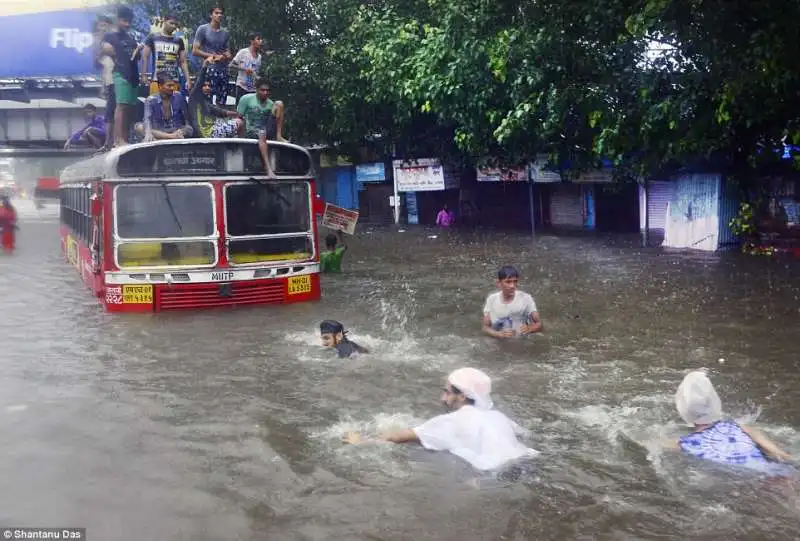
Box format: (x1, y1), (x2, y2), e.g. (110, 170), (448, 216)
(114, 183), (216, 268)
(224, 181), (313, 264)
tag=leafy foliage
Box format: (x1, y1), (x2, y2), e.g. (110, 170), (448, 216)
(135, 0), (800, 180)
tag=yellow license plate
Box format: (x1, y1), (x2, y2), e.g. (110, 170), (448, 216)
(287, 275), (312, 295)
(122, 284), (153, 304)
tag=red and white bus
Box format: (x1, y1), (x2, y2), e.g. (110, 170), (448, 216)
(59, 138), (324, 312)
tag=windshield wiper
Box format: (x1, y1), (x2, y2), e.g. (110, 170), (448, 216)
(160, 182), (183, 233)
(248, 177), (291, 207)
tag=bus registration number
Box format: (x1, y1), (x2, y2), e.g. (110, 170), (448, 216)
(122, 284), (153, 304)
(287, 275), (311, 295)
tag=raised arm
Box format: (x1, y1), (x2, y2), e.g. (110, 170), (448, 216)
(179, 41), (191, 90)
(741, 426), (793, 462)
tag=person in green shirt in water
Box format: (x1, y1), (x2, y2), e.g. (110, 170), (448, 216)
(320, 231), (347, 273)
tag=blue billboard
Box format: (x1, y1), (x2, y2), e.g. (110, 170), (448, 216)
(0, 6), (105, 78)
(0, 3), (152, 78)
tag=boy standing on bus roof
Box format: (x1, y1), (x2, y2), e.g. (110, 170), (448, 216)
(320, 231), (347, 273)
(231, 32), (271, 105)
(141, 14), (191, 94)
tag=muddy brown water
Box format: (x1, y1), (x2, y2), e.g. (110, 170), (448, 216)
(1, 211), (799, 540)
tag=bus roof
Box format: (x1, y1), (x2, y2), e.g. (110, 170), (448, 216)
(59, 138), (314, 185)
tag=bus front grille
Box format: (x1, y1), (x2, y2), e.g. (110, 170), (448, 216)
(156, 281), (286, 310)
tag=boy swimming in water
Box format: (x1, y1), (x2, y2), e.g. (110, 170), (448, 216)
(319, 320), (369, 358)
(482, 265), (543, 339)
(671, 370), (792, 470)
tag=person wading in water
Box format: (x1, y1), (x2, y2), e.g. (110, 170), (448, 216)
(0, 196), (18, 254)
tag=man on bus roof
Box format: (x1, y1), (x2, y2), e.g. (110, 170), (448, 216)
(189, 56), (244, 138)
(135, 71), (194, 141)
(236, 77), (286, 173)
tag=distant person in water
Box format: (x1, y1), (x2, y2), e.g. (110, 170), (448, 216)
(320, 231), (347, 273)
(344, 367), (538, 471)
(0, 196), (17, 253)
(436, 204), (454, 228)
(482, 265), (543, 338)
(320, 320), (368, 358)
(671, 370), (792, 471)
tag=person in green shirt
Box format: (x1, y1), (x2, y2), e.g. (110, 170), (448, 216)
(320, 231), (347, 273)
(236, 77), (286, 173)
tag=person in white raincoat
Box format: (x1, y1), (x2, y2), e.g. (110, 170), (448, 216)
(344, 368), (538, 471)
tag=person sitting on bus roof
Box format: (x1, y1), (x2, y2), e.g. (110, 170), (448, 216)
(320, 231), (347, 273)
(188, 56), (244, 139)
(236, 77), (286, 173)
(320, 320), (369, 358)
(135, 71), (194, 141)
(65, 104), (106, 150)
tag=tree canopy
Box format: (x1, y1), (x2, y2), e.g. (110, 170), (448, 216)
(136, 0), (800, 180)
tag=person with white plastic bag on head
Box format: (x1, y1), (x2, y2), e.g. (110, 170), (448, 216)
(671, 370), (792, 470)
(344, 368), (538, 471)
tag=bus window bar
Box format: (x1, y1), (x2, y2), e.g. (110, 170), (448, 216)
(223, 232), (312, 240)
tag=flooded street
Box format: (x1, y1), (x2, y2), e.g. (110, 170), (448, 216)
(2, 211), (800, 540)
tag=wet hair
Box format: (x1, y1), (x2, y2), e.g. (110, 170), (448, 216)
(255, 77), (270, 90)
(325, 233), (337, 249)
(497, 265), (520, 280)
(449, 385), (475, 406)
(117, 5), (134, 22)
(93, 15), (113, 32)
(320, 320), (369, 356)
(320, 320), (344, 335)
(156, 71), (175, 86)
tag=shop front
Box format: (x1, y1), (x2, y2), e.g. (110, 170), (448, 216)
(392, 158), (460, 225)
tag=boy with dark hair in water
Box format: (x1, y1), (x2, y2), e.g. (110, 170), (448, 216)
(319, 320), (369, 358)
(482, 265), (543, 338)
(320, 230), (347, 273)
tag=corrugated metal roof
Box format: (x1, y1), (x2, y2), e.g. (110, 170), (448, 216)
(0, 100), (34, 110)
(29, 99), (82, 109)
(0, 98), (101, 110)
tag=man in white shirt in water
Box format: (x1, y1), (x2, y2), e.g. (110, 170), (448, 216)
(344, 368), (538, 471)
(482, 265), (543, 338)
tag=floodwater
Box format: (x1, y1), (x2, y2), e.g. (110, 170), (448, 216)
(1, 208), (800, 541)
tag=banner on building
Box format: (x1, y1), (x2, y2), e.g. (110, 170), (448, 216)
(476, 166), (527, 182)
(392, 158), (459, 192)
(355, 162), (386, 183)
(321, 203), (360, 235)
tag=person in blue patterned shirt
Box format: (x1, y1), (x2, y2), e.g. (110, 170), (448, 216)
(670, 370), (792, 473)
